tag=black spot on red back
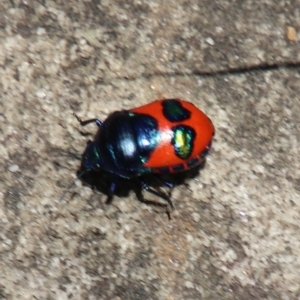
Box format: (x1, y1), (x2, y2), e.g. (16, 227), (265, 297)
(162, 99), (191, 122)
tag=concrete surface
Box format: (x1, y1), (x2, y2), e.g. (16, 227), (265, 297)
(1, 0), (300, 299)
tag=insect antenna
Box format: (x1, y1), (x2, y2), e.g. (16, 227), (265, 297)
(59, 169), (89, 202)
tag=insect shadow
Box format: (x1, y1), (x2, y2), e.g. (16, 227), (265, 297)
(76, 162), (205, 218)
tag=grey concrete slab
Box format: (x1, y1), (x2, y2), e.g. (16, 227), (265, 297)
(1, 1), (300, 299)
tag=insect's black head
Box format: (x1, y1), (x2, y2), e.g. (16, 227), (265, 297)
(82, 141), (101, 171)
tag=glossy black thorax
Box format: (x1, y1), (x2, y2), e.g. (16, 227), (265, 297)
(82, 111), (159, 178)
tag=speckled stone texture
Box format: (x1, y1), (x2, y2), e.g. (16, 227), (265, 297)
(1, 0), (300, 299)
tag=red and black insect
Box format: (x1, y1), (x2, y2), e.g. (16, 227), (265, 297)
(72, 99), (215, 212)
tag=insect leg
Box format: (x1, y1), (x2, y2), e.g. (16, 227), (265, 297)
(139, 180), (174, 210)
(154, 176), (174, 188)
(73, 113), (103, 127)
(109, 180), (117, 196)
(106, 177), (119, 204)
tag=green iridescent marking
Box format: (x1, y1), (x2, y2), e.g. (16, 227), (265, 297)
(171, 125), (195, 159)
(162, 99), (191, 122)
